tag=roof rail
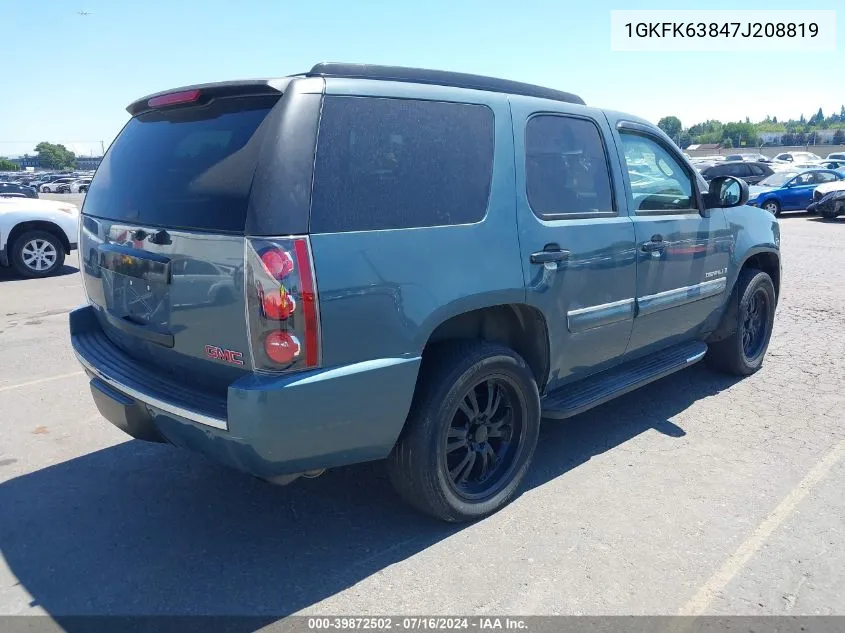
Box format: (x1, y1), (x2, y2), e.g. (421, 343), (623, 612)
(306, 63), (585, 106)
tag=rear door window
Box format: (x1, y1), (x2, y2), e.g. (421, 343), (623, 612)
(83, 96), (277, 233)
(310, 96), (495, 233)
(524, 115), (615, 217)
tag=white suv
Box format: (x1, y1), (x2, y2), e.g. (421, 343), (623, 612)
(70, 178), (92, 193)
(0, 198), (79, 278)
(774, 151), (823, 164)
(40, 177), (77, 193)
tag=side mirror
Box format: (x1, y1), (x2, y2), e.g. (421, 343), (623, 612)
(704, 176), (749, 209)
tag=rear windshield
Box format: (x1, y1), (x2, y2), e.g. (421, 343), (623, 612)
(84, 96), (276, 232)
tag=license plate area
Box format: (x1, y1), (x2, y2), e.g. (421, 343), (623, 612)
(99, 245), (172, 329)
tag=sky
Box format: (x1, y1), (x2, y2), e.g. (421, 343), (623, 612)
(1, 0), (843, 158)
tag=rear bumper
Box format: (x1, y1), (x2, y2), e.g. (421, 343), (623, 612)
(70, 305), (421, 480)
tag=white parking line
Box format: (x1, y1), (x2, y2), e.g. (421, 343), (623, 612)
(679, 438), (845, 616)
(0, 371), (84, 393)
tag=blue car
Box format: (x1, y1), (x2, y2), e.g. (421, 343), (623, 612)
(748, 168), (845, 216)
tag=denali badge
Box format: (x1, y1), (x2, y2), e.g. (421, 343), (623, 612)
(705, 268), (728, 279)
(205, 345), (245, 366)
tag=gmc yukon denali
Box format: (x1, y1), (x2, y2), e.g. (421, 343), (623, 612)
(70, 63), (781, 521)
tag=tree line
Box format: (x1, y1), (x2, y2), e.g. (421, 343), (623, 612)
(658, 106), (845, 149)
(0, 142), (78, 171)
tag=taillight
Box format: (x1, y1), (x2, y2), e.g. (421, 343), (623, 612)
(264, 331), (301, 365)
(261, 286), (296, 320)
(260, 249), (295, 279)
(246, 237), (320, 372)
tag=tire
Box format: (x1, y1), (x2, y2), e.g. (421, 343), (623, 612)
(762, 199), (780, 216)
(41, 186), (51, 193)
(706, 268), (776, 376)
(820, 204), (841, 220)
(388, 341), (541, 522)
(11, 230), (66, 278)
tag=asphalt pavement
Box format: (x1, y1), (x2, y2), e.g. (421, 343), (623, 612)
(1, 207), (844, 620)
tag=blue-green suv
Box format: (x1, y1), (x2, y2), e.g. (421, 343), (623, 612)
(70, 64), (781, 521)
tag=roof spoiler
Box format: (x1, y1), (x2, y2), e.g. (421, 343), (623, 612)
(126, 78), (290, 116)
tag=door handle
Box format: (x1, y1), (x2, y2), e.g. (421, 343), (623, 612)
(530, 247), (571, 264)
(641, 235), (666, 253)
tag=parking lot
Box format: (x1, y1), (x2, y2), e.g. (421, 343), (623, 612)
(1, 207), (844, 618)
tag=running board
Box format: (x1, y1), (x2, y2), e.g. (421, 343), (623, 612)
(541, 340), (708, 420)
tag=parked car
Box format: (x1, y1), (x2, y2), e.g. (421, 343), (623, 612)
(724, 153), (771, 163)
(70, 63), (780, 521)
(701, 161), (774, 185)
(747, 169), (845, 215)
(691, 160), (718, 173)
(0, 197), (78, 277)
(40, 177), (76, 193)
(819, 160), (845, 170)
(812, 178), (845, 200)
(30, 174), (64, 190)
(826, 152), (845, 160)
(692, 155), (725, 164)
(807, 188), (845, 219)
(0, 182), (39, 199)
(807, 179), (845, 217)
(773, 151), (823, 164)
(70, 178), (92, 193)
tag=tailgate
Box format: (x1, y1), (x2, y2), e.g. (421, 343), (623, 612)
(79, 218), (249, 392)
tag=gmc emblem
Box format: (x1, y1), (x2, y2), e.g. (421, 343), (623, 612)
(205, 345), (245, 366)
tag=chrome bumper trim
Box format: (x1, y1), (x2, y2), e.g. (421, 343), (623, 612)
(74, 350), (228, 431)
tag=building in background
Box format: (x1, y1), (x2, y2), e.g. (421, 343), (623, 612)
(3, 155), (102, 170)
(75, 156), (103, 170)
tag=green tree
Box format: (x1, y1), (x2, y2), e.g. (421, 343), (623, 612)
(34, 142), (76, 170)
(772, 116), (778, 124)
(722, 122), (760, 148)
(833, 129), (845, 144)
(810, 108), (824, 125)
(799, 113), (806, 124)
(721, 138), (733, 148)
(688, 119), (723, 145)
(657, 116), (682, 140)
(0, 158), (19, 171)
